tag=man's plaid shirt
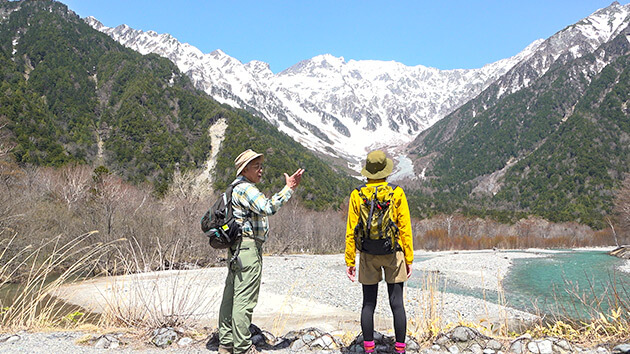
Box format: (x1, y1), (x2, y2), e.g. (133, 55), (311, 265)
(231, 176), (293, 242)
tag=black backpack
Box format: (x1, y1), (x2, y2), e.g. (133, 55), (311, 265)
(201, 180), (247, 250)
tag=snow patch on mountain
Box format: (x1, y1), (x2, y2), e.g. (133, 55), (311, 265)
(84, 2), (630, 171)
(470, 2), (630, 107)
(84, 16), (528, 164)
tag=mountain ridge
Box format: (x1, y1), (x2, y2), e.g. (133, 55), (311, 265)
(0, 0), (357, 207)
(406, 7), (630, 227)
(84, 16), (539, 165)
(410, 2), (630, 156)
(84, 2), (630, 174)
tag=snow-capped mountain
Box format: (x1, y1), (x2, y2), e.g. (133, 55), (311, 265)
(84, 2), (630, 168)
(411, 1), (630, 154)
(485, 2), (630, 102)
(84, 17), (534, 165)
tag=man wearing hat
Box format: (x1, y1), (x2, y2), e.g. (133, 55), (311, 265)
(345, 150), (413, 354)
(218, 149), (304, 354)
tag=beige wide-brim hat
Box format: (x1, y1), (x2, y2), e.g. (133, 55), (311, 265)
(361, 150), (393, 179)
(234, 149), (264, 176)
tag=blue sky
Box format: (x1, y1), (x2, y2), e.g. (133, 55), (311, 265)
(64, 0), (629, 73)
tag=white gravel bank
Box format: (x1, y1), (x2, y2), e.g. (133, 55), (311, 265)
(413, 250), (545, 292)
(56, 250), (539, 335)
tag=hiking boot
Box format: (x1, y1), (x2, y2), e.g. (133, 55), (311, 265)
(394, 341), (406, 354)
(218, 344), (233, 354)
(242, 345), (260, 354)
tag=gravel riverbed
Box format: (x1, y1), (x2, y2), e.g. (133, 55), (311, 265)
(2, 250), (554, 353)
(51, 250), (541, 333)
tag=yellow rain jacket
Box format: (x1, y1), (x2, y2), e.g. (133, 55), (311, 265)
(345, 180), (413, 267)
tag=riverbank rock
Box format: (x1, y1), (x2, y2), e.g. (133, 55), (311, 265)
(202, 323), (630, 354)
(151, 327), (180, 348)
(507, 335), (628, 354)
(206, 323), (343, 351)
(346, 331), (421, 353)
(93, 334), (121, 349)
(609, 246), (630, 259)
(612, 343), (630, 353)
(286, 328), (342, 351)
(0, 333), (22, 344)
(422, 325), (500, 353)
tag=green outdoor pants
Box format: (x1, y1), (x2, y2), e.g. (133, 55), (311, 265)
(218, 237), (263, 354)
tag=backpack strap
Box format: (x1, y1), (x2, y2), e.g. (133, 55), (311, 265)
(355, 184), (367, 191)
(366, 186), (378, 237)
(375, 184), (393, 239)
(224, 180), (243, 221)
(355, 184), (370, 205)
(229, 180), (252, 219)
(227, 180), (250, 265)
(383, 183), (402, 250)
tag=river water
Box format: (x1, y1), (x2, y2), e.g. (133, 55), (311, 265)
(0, 275), (100, 325)
(503, 250), (630, 319)
(408, 250), (630, 320)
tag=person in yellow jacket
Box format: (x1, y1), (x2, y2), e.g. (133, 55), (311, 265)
(345, 150), (413, 354)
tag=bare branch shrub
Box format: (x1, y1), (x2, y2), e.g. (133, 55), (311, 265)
(160, 168), (218, 264)
(414, 214), (606, 251)
(0, 122), (15, 159)
(1, 161), (620, 282)
(268, 197), (346, 254)
(95, 239), (219, 329)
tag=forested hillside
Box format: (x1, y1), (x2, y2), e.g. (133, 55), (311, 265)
(497, 55), (630, 226)
(408, 23), (630, 228)
(0, 0), (356, 206)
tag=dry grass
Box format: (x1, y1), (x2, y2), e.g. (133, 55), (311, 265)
(0, 231), (115, 330)
(527, 273), (630, 344)
(408, 270), (445, 342)
(0, 228), (219, 334)
(95, 238), (220, 330)
(408, 268), (529, 346)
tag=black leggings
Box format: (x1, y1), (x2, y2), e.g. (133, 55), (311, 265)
(361, 282), (406, 343)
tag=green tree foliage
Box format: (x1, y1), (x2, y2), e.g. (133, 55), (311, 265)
(0, 0), (356, 207)
(497, 56), (630, 228)
(213, 109), (357, 210)
(408, 33), (630, 228)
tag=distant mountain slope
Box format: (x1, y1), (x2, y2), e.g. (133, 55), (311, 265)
(85, 17), (539, 165)
(411, 2), (630, 159)
(407, 9), (630, 228)
(86, 3), (630, 171)
(0, 0), (357, 206)
(0, 0), (213, 191)
(496, 52), (630, 226)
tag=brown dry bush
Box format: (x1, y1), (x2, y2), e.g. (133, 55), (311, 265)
(267, 197), (346, 254)
(1, 164), (350, 280)
(1, 162), (621, 280)
(413, 213), (615, 251)
(0, 165), (224, 281)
